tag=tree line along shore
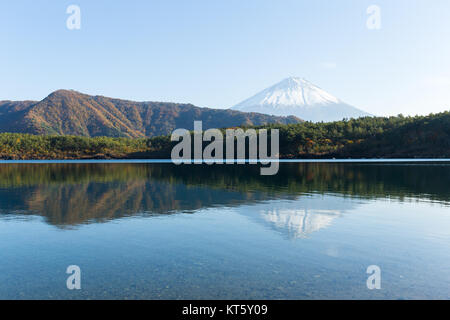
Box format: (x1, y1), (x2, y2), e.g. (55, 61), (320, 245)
(0, 112), (449, 160)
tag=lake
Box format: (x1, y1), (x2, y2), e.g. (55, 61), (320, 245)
(0, 161), (449, 299)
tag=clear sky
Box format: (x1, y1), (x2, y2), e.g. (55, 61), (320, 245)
(1, 0), (450, 116)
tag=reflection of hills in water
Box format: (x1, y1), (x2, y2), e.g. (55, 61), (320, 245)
(0, 181), (280, 226)
(0, 162), (448, 227)
(239, 195), (359, 239)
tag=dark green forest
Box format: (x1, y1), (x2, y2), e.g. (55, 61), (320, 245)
(0, 111), (449, 159)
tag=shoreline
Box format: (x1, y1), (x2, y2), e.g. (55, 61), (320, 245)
(1, 158), (450, 163)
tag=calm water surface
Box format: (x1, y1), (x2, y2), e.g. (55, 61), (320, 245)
(0, 162), (449, 299)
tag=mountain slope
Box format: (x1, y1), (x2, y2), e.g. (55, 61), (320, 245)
(232, 77), (371, 122)
(0, 90), (302, 138)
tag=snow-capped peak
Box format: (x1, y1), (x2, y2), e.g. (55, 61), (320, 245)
(234, 76), (341, 108)
(231, 77), (371, 122)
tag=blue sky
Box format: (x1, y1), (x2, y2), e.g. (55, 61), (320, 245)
(1, 0), (450, 116)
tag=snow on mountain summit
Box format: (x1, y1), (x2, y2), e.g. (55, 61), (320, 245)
(232, 77), (371, 122)
(236, 77), (340, 107)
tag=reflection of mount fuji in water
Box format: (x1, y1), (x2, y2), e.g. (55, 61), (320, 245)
(238, 195), (359, 239)
(0, 162), (448, 228)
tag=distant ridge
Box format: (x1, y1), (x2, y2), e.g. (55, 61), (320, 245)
(0, 90), (302, 138)
(232, 77), (371, 122)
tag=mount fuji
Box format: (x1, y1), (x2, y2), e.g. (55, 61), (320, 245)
(231, 77), (371, 122)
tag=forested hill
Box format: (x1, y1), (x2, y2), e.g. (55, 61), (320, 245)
(0, 90), (301, 138)
(0, 112), (449, 159)
(265, 111), (450, 158)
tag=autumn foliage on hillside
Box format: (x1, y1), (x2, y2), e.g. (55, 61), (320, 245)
(0, 90), (301, 138)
